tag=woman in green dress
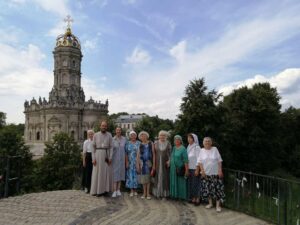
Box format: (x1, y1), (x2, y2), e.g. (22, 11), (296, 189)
(170, 135), (189, 200)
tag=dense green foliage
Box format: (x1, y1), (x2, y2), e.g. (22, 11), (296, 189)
(174, 78), (222, 144)
(278, 107), (300, 177)
(93, 116), (117, 135)
(34, 132), (81, 191)
(0, 112), (6, 129)
(219, 83), (282, 173)
(135, 115), (174, 140)
(172, 78), (300, 178)
(0, 122), (33, 194)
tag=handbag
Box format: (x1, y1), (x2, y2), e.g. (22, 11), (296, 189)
(172, 148), (186, 176)
(176, 166), (185, 176)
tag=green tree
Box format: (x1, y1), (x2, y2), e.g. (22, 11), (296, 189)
(279, 107), (300, 177)
(174, 78), (222, 144)
(109, 112), (129, 120)
(0, 112), (6, 129)
(35, 132), (81, 191)
(4, 124), (25, 137)
(219, 83), (282, 173)
(135, 115), (174, 140)
(93, 117), (116, 135)
(0, 125), (33, 194)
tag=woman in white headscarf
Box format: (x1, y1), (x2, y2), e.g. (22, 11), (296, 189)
(125, 131), (140, 197)
(187, 133), (202, 205)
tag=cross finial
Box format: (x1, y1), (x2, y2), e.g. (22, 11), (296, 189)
(64, 15), (74, 28)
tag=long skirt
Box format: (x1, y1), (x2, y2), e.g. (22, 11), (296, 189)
(188, 169), (201, 200)
(201, 175), (225, 203)
(170, 164), (187, 200)
(82, 152), (93, 191)
(90, 150), (112, 195)
(152, 162), (169, 198)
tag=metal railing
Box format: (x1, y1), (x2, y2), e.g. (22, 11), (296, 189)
(223, 168), (300, 225)
(0, 156), (22, 198)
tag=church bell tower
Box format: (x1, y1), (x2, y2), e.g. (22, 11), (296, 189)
(49, 16), (85, 105)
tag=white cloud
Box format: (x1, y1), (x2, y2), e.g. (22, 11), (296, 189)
(0, 26), (21, 44)
(116, 15), (169, 45)
(126, 47), (151, 65)
(83, 38), (99, 51)
(2, 2), (300, 123)
(218, 68), (300, 109)
(110, 9), (300, 119)
(169, 40), (186, 63)
(48, 21), (65, 37)
(0, 43), (52, 123)
(7, 0), (70, 15)
(32, 0), (70, 16)
(144, 13), (176, 35)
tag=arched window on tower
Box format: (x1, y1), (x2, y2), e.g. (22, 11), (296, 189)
(29, 131), (32, 141)
(36, 131), (40, 141)
(72, 60), (76, 68)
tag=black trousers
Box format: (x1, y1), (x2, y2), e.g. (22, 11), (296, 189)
(82, 152), (93, 191)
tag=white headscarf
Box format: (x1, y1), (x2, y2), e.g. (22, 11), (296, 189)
(191, 133), (199, 145)
(187, 133), (199, 152)
(129, 130), (137, 136)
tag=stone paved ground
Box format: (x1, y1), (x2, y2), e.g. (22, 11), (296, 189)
(0, 190), (272, 225)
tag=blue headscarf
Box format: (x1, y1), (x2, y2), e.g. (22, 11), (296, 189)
(174, 135), (183, 144)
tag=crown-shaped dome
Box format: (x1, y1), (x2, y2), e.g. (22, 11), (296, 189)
(56, 27), (81, 49)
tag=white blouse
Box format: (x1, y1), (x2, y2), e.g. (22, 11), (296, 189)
(83, 139), (93, 153)
(187, 143), (201, 169)
(197, 146), (222, 176)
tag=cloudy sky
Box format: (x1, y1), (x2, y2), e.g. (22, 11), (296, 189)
(1, 0), (300, 124)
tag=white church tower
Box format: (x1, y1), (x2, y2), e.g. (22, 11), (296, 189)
(24, 16), (108, 157)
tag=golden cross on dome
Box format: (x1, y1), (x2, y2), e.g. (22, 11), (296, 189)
(64, 15), (74, 28)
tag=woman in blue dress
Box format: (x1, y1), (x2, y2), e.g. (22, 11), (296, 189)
(111, 127), (126, 198)
(137, 131), (155, 200)
(125, 131), (140, 197)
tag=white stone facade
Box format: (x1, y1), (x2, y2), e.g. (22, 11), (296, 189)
(24, 27), (108, 156)
(115, 114), (144, 136)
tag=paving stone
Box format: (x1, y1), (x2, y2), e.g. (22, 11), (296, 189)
(0, 190), (272, 225)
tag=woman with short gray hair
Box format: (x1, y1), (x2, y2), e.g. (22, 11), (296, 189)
(152, 130), (172, 198)
(198, 137), (225, 212)
(82, 130), (94, 193)
(136, 131), (155, 199)
(111, 127), (126, 198)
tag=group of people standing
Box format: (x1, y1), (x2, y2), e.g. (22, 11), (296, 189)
(82, 121), (225, 212)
